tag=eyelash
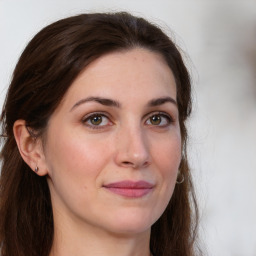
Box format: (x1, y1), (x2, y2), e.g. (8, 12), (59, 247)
(81, 111), (174, 130)
(145, 112), (174, 127)
(82, 112), (112, 130)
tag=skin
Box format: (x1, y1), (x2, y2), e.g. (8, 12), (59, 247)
(14, 48), (181, 256)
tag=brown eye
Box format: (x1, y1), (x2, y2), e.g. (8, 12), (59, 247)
(82, 113), (113, 130)
(150, 115), (161, 125)
(145, 113), (172, 127)
(90, 115), (103, 125)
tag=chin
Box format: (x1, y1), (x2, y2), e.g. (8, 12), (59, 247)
(104, 209), (158, 235)
(109, 222), (152, 236)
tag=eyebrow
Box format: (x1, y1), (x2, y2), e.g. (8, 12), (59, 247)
(70, 96), (177, 111)
(70, 96), (120, 111)
(147, 97), (177, 107)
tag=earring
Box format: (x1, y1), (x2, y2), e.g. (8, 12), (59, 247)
(176, 172), (184, 184)
(35, 166), (39, 173)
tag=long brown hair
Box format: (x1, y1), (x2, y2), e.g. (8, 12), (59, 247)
(0, 12), (199, 256)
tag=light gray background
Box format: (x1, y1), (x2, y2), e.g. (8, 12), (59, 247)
(1, 1), (256, 255)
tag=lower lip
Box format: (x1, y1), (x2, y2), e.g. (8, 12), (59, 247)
(104, 187), (153, 198)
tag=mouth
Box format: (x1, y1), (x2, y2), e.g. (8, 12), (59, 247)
(103, 180), (154, 198)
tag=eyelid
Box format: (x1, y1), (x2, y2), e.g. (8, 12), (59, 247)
(81, 111), (113, 129)
(144, 111), (174, 126)
(81, 111), (110, 121)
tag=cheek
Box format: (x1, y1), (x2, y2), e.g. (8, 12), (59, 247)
(151, 132), (181, 196)
(146, 133), (181, 224)
(47, 134), (112, 178)
(152, 132), (181, 174)
(44, 130), (114, 212)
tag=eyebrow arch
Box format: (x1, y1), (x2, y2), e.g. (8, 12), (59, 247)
(70, 96), (121, 111)
(147, 97), (177, 107)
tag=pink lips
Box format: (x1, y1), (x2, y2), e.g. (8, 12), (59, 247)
(103, 180), (154, 198)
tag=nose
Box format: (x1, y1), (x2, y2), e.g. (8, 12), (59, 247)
(114, 125), (150, 169)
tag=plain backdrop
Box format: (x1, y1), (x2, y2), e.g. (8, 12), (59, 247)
(1, 1), (256, 255)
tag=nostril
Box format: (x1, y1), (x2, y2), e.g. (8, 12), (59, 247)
(122, 161), (133, 166)
(121, 160), (150, 169)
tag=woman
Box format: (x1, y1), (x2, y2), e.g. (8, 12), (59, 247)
(0, 12), (199, 256)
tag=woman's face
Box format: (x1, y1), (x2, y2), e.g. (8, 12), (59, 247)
(42, 48), (181, 235)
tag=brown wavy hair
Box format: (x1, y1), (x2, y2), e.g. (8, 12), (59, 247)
(0, 12), (199, 256)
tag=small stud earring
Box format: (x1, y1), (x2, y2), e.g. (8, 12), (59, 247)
(35, 166), (39, 173)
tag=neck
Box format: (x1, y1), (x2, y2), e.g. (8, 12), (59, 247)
(49, 215), (151, 256)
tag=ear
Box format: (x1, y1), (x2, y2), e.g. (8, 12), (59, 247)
(13, 120), (48, 176)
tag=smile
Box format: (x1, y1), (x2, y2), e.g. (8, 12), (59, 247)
(103, 180), (154, 198)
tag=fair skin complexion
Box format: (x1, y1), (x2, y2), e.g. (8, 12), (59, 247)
(14, 48), (181, 256)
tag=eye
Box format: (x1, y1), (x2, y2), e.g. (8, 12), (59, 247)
(145, 112), (173, 127)
(90, 115), (103, 125)
(82, 113), (112, 129)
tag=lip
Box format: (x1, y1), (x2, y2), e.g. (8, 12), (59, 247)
(103, 180), (154, 198)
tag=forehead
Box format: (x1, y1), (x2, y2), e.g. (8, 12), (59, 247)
(62, 48), (177, 107)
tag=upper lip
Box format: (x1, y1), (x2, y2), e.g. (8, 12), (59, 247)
(103, 180), (154, 189)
